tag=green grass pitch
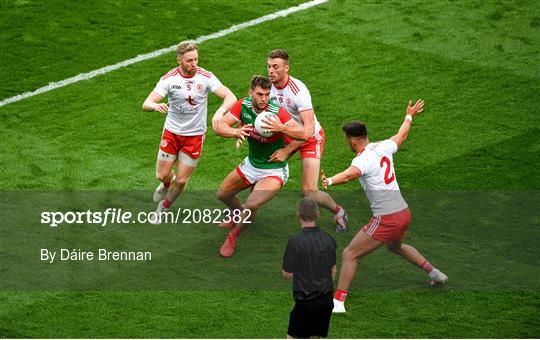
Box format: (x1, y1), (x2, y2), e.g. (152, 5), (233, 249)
(1, 0), (539, 338)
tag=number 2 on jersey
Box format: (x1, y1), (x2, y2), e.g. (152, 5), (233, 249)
(380, 156), (395, 185)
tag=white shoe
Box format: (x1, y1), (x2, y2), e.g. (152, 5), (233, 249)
(334, 206), (349, 234)
(148, 200), (168, 225)
(332, 298), (347, 313)
(429, 269), (448, 285)
(153, 176), (175, 203)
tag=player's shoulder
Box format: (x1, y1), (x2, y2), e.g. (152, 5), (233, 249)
(241, 97), (251, 106)
(196, 66), (215, 79)
(372, 139), (398, 154)
(160, 67), (180, 81)
(268, 100), (281, 113)
(288, 75), (309, 94)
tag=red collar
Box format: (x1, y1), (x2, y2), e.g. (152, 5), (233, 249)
(178, 67), (196, 79)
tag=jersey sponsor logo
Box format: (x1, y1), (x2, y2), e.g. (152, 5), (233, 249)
(187, 95), (196, 106)
(241, 112), (252, 122)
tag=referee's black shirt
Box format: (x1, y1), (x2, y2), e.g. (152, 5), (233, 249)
(282, 226), (337, 303)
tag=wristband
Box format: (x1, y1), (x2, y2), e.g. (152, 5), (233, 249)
(327, 177), (333, 186)
(405, 114), (413, 122)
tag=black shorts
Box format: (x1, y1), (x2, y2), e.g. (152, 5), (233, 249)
(287, 299), (333, 338)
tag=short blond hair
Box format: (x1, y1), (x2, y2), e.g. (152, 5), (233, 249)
(176, 41), (198, 56)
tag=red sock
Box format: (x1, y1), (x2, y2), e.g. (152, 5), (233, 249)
(333, 205), (342, 214)
(162, 198), (172, 209)
(334, 289), (348, 302)
(230, 226), (240, 239)
(421, 260), (434, 273)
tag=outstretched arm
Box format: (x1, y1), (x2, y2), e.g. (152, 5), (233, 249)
(390, 99), (424, 148)
(211, 85), (237, 131)
(321, 167), (362, 190)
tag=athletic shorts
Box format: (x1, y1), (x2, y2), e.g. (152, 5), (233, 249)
(288, 299), (333, 338)
(236, 157), (289, 186)
(158, 128), (204, 161)
(284, 128), (325, 159)
(362, 208), (411, 242)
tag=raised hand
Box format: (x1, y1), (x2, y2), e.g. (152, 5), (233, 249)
(406, 99), (424, 117)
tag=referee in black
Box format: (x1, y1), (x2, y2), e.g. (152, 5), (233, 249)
(282, 197), (337, 339)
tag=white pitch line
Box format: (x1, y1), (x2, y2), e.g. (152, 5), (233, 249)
(0, 0), (328, 108)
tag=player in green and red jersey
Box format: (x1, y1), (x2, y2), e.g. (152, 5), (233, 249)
(214, 75), (306, 257)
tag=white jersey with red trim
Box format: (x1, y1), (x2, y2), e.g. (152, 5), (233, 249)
(350, 139), (408, 215)
(153, 67), (222, 136)
(270, 75), (321, 136)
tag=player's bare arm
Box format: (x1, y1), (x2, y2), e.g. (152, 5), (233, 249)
(332, 265), (337, 280)
(267, 109), (313, 162)
(142, 91), (168, 114)
(298, 109), (315, 140)
(261, 117), (306, 141)
(390, 99), (425, 148)
(282, 270), (293, 280)
(214, 112), (253, 140)
(211, 85), (237, 131)
(321, 166), (362, 190)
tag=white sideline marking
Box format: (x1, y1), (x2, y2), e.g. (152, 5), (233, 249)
(0, 0), (328, 108)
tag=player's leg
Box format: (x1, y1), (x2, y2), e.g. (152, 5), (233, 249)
(301, 157), (349, 233)
(153, 130), (178, 202)
(216, 167), (251, 229)
(220, 177), (282, 258)
(333, 229), (383, 313)
(386, 208), (447, 285)
(150, 135), (203, 224)
(149, 154), (197, 225)
(387, 235), (447, 285)
(156, 159), (175, 187)
(239, 177), (282, 230)
(165, 153), (197, 204)
(216, 169), (250, 211)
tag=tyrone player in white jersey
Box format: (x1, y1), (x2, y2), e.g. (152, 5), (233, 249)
(321, 100), (448, 313)
(266, 49), (349, 233)
(142, 41), (236, 223)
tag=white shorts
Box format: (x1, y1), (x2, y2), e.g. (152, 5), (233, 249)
(236, 157), (289, 186)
